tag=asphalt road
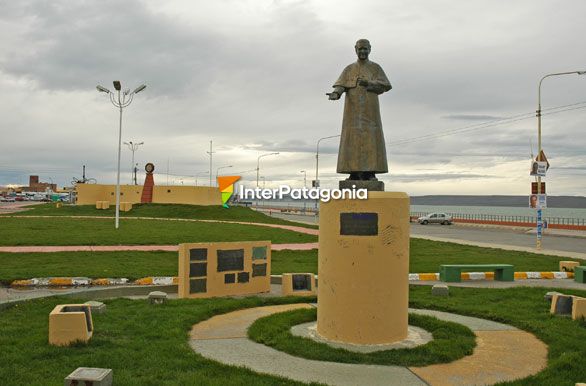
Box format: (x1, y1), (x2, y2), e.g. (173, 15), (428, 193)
(411, 223), (586, 254)
(268, 211), (586, 255)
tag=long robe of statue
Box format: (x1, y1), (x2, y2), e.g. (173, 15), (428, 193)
(331, 40), (391, 177)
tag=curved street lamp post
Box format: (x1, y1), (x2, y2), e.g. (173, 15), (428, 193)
(256, 152), (279, 187)
(535, 71), (585, 249)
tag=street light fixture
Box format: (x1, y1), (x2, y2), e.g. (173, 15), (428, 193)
(96, 80), (147, 229)
(216, 165), (233, 186)
(300, 170), (307, 213)
(535, 70), (585, 249)
(195, 170), (209, 186)
(256, 152), (279, 187)
(123, 141), (144, 185)
(315, 135), (340, 189)
(314, 135), (340, 211)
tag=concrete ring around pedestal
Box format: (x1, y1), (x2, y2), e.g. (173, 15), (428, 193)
(291, 321), (433, 353)
(189, 304), (548, 386)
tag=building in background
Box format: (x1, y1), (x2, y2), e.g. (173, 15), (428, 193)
(23, 175), (57, 192)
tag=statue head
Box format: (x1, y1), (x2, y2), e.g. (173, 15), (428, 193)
(355, 39), (371, 61)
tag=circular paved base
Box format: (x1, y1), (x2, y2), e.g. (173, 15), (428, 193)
(291, 321), (433, 353)
(189, 304), (548, 386)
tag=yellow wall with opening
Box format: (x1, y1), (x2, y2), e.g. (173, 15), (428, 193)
(75, 184), (221, 206)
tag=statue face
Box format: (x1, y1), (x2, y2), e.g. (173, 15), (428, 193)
(355, 44), (370, 60)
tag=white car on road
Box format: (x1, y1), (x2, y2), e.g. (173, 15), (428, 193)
(417, 213), (453, 225)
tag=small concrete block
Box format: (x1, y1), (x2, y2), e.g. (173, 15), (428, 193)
(148, 291), (168, 304)
(559, 261), (580, 272)
(572, 297), (586, 321)
(550, 294), (573, 316)
(49, 304), (93, 346)
(431, 284), (449, 297)
(65, 367), (112, 386)
(84, 301), (106, 314)
(544, 291), (564, 303)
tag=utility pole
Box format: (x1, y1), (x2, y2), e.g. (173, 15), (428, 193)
(206, 140), (214, 187)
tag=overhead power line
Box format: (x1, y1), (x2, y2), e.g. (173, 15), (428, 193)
(388, 100), (586, 147)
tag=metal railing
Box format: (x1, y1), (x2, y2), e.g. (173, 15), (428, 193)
(410, 212), (586, 227)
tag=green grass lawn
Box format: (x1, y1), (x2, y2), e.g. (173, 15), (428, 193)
(0, 217), (317, 246)
(0, 251), (178, 284)
(249, 308), (476, 366)
(1, 287), (586, 385)
(273, 239), (568, 274)
(0, 296), (320, 386)
(410, 286), (586, 385)
(16, 203), (318, 229)
(0, 249), (310, 284)
(0, 237), (572, 284)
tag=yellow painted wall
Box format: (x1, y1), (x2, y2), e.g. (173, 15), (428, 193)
(178, 241), (271, 299)
(75, 184), (221, 206)
(152, 186), (220, 205)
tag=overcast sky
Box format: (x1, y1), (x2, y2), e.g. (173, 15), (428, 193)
(1, 0), (585, 196)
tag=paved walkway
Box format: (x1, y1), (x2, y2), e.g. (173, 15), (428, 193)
(0, 242), (318, 253)
(0, 214), (319, 234)
(189, 304), (547, 386)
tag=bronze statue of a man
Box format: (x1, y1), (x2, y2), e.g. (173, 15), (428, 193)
(328, 39), (391, 184)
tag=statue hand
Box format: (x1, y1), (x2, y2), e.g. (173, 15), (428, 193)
(327, 92), (340, 100)
(358, 79), (369, 87)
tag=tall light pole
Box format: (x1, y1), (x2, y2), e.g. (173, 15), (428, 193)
(300, 170), (307, 213)
(216, 165), (233, 186)
(206, 141), (214, 187)
(96, 81), (147, 229)
(535, 70), (585, 249)
(315, 135), (340, 211)
(123, 141), (144, 185)
(195, 171), (209, 186)
(315, 135), (340, 189)
(256, 152), (279, 187)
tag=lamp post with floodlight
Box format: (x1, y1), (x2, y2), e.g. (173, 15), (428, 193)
(96, 81), (146, 229)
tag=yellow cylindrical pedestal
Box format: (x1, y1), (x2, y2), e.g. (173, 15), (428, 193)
(317, 191), (410, 344)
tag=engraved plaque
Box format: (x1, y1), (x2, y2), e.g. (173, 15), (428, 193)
(252, 246), (267, 260)
(237, 272), (250, 283)
(340, 212), (378, 236)
(190, 262), (207, 278)
(190, 248), (207, 261)
(292, 274), (311, 291)
(190, 278), (207, 293)
(252, 263), (267, 277)
(217, 249), (244, 272)
(224, 273), (235, 284)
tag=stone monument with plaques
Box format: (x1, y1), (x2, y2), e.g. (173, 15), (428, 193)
(317, 39), (410, 345)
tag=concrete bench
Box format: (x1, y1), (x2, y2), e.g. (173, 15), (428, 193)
(439, 264), (514, 283)
(575, 266), (586, 284)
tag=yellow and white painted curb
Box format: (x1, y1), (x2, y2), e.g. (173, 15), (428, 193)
(10, 272), (576, 287)
(134, 276), (179, 286)
(409, 271), (575, 281)
(10, 277), (130, 287)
